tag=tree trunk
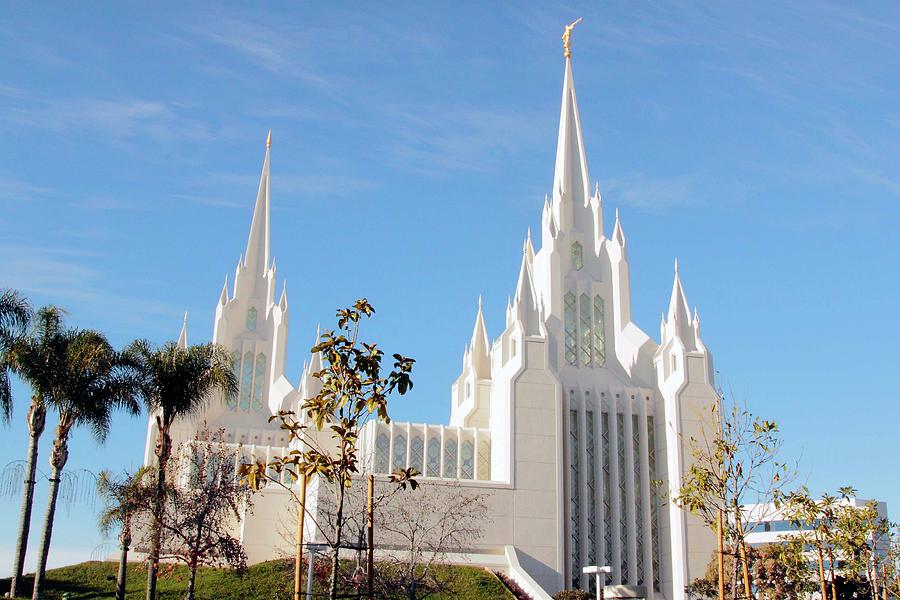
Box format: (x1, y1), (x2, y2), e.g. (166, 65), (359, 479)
(116, 531), (130, 600)
(31, 432), (68, 600)
(816, 547), (827, 600)
(147, 428), (170, 600)
(9, 401), (45, 598)
(186, 556), (198, 600)
(733, 506), (752, 600)
(329, 481), (347, 600)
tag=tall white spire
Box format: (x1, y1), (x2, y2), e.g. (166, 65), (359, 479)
(244, 130), (271, 279)
(468, 295), (491, 379)
(551, 52), (591, 231)
(666, 259), (696, 350)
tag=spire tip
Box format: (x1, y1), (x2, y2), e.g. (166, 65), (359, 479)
(266, 129), (272, 149)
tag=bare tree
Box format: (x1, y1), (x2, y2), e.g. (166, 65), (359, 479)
(157, 431), (253, 600)
(374, 481), (489, 600)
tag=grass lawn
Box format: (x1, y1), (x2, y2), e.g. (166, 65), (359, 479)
(1, 559), (515, 599)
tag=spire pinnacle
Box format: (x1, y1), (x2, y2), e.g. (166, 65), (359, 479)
(266, 129), (272, 149)
(523, 228), (535, 264)
(514, 254), (542, 336)
(552, 40), (591, 230)
(468, 297), (491, 379)
(177, 311), (188, 349)
(562, 17), (583, 59)
(243, 132), (271, 280)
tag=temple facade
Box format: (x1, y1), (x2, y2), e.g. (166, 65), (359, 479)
(144, 48), (719, 600)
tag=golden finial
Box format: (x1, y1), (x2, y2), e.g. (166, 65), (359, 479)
(562, 17), (583, 59)
(266, 129), (272, 149)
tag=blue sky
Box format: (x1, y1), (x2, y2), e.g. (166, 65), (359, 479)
(2, 1), (899, 577)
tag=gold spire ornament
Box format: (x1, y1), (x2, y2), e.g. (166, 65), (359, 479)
(266, 129), (272, 149)
(562, 17), (583, 58)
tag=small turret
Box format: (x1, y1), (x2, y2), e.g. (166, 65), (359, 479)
(467, 295), (491, 380)
(513, 253), (542, 336)
(177, 311), (188, 349)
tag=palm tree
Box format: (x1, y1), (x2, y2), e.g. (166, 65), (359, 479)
(1, 306), (73, 600)
(0, 289), (32, 418)
(125, 340), (237, 600)
(30, 328), (140, 600)
(97, 466), (154, 600)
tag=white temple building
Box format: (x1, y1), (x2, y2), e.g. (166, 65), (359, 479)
(144, 46), (719, 600)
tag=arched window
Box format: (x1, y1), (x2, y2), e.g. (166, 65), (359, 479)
(460, 440), (474, 479)
(246, 307), (258, 331)
(252, 353), (266, 413)
(443, 438), (458, 478)
(240, 351), (253, 411)
(477, 440), (491, 480)
(409, 436), (424, 474)
(564, 292), (577, 365)
(593, 296), (606, 367)
(426, 437), (440, 477)
(374, 432), (390, 474)
(579, 292), (592, 366)
(392, 434), (407, 471)
(571, 241), (583, 271)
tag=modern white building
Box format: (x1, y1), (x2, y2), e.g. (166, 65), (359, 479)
(144, 43), (721, 600)
(744, 499), (890, 549)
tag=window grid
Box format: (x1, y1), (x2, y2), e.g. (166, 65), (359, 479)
(252, 354), (266, 413)
(586, 408), (597, 571)
(374, 433), (390, 473)
(477, 440), (491, 481)
(648, 416), (661, 590)
(426, 438), (441, 477)
(443, 438), (458, 478)
(617, 414), (629, 583)
(593, 296), (606, 367)
(602, 412), (612, 568)
(460, 440), (475, 479)
(579, 293), (592, 366)
(240, 351), (253, 411)
(392, 434), (407, 472)
(409, 437), (424, 474)
(246, 307), (258, 331)
(633, 414), (644, 585)
(564, 292), (577, 365)
(569, 407), (581, 589)
(572, 241), (584, 271)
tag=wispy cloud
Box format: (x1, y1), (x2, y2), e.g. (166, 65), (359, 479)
(603, 173), (698, 212)
(0, 174), (52, 203)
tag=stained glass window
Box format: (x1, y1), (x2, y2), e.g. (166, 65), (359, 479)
(477, 440), (491, 480)
(427, 437), (441, 477)
(460, 440), (474, 479)
(593, 296), (606, 367)
(572, 241), (583, 271)
(240, 351), (253, 411)
(633, 414), (644, 585)
(564, 292), (577, 365)
(246, 307), (258, 332)
(410, 436), (424, 475)
(252, 353), (266, 413)
(569, 407), (581, 588)
(580, 293), (592, 366)
(586, 408), (597, 574)
(617, 413), (629, 583)
(392, 434), (407, 471)
(443, 438), (458, 478)
(374, 433), (390, 473)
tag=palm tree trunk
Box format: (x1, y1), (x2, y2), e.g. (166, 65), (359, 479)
(9, 401), (45, 598)
(116, 530), (131, 600)
(147, 432), (170, 600)
(31, 433), (68, 600)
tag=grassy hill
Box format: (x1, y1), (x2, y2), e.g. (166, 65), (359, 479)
(1, 559), (515, 599)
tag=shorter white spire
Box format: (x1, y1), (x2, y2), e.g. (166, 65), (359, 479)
(219, 276), (229, 306)
(613, 208), (626, 247)
(523, 228), (535, 264)
(513, 254), (542, 336)
(177, 311), (188, 349)
(467, 296), (491, 379)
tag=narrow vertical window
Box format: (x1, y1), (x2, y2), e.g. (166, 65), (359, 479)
(374, 432), (390, 473)
(580, 292), (592, 366)
(633, 414), (645, 585)
(228, 351), (240, 410)
(602, 412), (612, 568)
(443, 438), (458, 478)
(246, 307), (258, 331)
(240, 351), (253, 411)
(571, 241), (584, 271)
(564, 292), (577, 365)
(569, 408), (581, 589)
(617, 414), (629, 583)
(593, 296), (606, 367)
(426, 438), (441, 477)
(586, 408), (597, 575)
(392, 434), (407, 471)
(409, 436), (424, 475)
(460, 440), (474, 479)
(648, 415), (661, 591)
(252, 353), (266, 413)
